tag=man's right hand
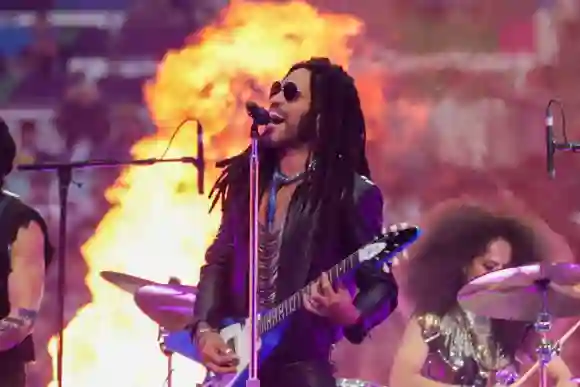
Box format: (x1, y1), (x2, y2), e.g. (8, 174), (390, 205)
(197, 331), (239, 374)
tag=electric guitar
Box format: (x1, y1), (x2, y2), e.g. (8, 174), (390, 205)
(202, 223), (420, 387)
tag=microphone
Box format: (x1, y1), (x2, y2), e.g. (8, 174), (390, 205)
(544, 100), (580, 179)
(546, 106), (556, 179)
(245, 101), (271, 125)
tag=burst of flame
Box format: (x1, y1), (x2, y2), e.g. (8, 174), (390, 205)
(47, 1), (365, 386)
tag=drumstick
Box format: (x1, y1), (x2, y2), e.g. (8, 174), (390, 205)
(511, 319), (580, 387)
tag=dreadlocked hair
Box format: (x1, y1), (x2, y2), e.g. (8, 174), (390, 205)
(209, 57), (371, 249)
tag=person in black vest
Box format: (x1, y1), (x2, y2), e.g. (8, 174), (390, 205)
(0, 118), (53, 386)
(191, 58), (399, 387)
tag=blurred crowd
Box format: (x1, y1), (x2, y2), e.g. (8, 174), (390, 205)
(0, 0), (228, 102)
(0, 0), (231, 235)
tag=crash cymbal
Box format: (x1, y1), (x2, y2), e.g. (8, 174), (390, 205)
(100, 271), (157, 294)
(134, 284), (197, 331)
(458, 262), (580, 321)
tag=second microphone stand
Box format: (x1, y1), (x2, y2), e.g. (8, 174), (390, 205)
(17, 123), (205, 387)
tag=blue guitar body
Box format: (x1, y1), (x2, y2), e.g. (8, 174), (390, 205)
(164, 319), (288, 387)
(197, 317), (289, 387)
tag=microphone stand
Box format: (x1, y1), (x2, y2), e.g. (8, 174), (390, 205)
(545, 99), (580, 178)
(247, 119), (260, 387)
(17, 124), (205, 387)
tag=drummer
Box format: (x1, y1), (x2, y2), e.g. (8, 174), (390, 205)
(390, 199), (575, 387)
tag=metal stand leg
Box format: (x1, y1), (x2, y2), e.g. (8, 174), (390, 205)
(534, 279), (560, 387)
(158, 326), (173, 387)
(167, 353), (173, 387)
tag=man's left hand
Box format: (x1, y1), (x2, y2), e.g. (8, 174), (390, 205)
(302, 272), (360, 326)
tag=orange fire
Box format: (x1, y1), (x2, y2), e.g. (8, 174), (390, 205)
(46, 1), (370, 386)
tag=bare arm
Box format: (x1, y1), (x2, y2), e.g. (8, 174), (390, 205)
(0, 221), (45, 351)
(513, 329), (575, 387)
(390, 318), (462, 387)
(548, 356), (574, 387)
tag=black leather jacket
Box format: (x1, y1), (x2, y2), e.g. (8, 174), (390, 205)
(192, 174), (398, 361)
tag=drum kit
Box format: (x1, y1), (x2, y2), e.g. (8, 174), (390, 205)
(100, 260), (580, 387)
(458, 262), (580, 387)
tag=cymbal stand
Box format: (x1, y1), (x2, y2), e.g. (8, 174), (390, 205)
(159, 278), (183, 387)
(534, 278), (560, 387)
(158, 326), (174, 387)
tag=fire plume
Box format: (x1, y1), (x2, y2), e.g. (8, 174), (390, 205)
(47, 1), (366, 386)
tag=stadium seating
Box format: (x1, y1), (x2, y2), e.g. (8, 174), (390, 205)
(0, 0), (196, 103)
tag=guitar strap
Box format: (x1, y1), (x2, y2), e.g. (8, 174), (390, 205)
(266, 170), (297, 231)
(266, 162), (314, 230)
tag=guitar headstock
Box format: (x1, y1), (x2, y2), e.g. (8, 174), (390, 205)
(355, 222), (420, 268)
(376, 222), (420, 271)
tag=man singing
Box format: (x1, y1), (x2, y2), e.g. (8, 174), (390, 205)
(191, 57), (399, 387)
(0, 119), (53, 386)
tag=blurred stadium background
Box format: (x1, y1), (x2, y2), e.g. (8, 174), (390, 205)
(2, 0), (580, 386)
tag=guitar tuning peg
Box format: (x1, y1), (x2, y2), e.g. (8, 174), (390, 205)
(382, 262), (391, 273)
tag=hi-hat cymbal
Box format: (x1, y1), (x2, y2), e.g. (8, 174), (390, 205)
(100, 271), (157, 294)
(458, 262), (580, 321)
(134, 284), (197, 331)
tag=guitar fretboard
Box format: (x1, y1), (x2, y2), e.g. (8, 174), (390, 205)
(255, 226), (419, 334)
(257, 236), (382, 334)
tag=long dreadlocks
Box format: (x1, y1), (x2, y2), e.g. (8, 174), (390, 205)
(209, 57), (371, 250)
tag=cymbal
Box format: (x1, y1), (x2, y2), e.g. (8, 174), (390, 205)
(458, 262), (580, 321)
(134, 283), (197, 331)
(100, 271), (157, 294)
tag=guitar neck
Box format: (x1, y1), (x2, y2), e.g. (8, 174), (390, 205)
(258, 251), (359, 334)
(255, 225), (417, 335)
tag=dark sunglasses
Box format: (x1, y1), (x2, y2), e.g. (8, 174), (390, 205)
(269, 81), (300, 102)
